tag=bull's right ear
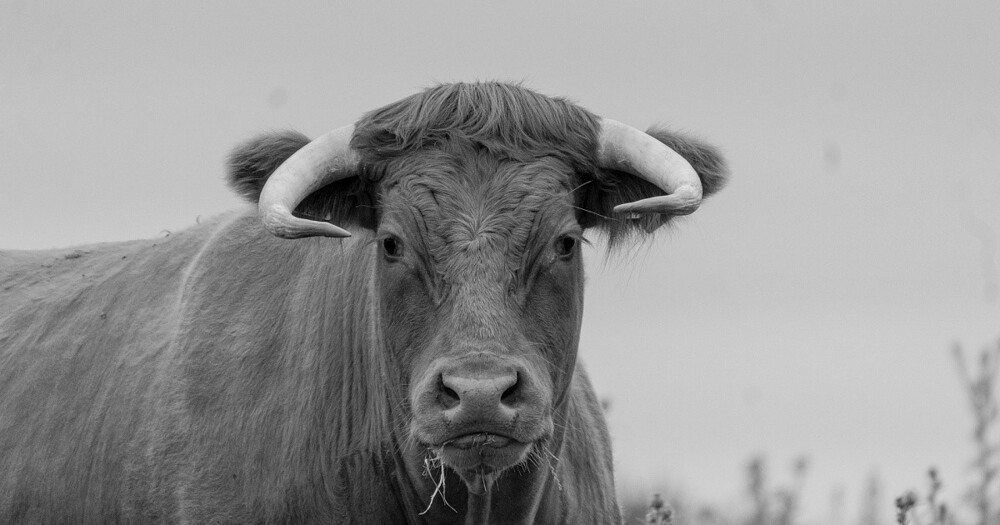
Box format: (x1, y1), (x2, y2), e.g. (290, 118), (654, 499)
(227, 131), (378, 232)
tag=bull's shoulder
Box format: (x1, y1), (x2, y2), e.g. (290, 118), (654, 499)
(0, 210), (251, 349)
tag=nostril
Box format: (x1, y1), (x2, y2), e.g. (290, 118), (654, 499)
(438, 377), (460, 409)
(500, 384), (517, 402)
(500, 372), (519, 404)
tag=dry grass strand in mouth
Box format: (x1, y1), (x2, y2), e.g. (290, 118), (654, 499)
(419, 447), (457, 515)
(417, 439), (563, 514)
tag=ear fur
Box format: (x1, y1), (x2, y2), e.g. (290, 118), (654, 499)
(645, 127), (728, 199)
(577, 127), (729, 247)
(227, 130), (311, 202)
(227, 131), (377, 230)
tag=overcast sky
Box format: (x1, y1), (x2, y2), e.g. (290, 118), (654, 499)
(3, 1), (999, 521)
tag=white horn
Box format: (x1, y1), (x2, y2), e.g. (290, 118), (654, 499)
(596, 118), (703, 216)
(258, 125), (360, 239)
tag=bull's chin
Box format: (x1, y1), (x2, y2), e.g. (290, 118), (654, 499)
(430, 433), (533, 494)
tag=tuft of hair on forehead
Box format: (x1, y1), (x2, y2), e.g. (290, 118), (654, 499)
(351, 81), (601, 178)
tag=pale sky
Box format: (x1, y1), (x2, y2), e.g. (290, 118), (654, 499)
(3, 1), (999, 522)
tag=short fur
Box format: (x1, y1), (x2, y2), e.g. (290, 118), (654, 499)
(0, 82), (728, 523)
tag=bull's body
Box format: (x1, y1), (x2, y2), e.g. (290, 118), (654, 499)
(0, 212), (614, 522)
(0, 83), (726, 523)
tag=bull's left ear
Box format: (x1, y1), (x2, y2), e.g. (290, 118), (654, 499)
(227, 131), (378, 233)
(577, 127), (729, 237)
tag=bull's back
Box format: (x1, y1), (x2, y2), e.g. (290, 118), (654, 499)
(0, 215), (237, 522)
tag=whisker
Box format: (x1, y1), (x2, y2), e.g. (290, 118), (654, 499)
(570, 204), (627, 223)
(567, 180), (593, 195)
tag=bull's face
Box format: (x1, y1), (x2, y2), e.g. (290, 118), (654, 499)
(236, 82), (727, 505)
(374, 149), (584, 488)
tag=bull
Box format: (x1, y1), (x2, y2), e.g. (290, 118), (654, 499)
(0, 82), (727, 523)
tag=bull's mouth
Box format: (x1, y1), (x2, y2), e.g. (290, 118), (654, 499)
(425, 432), (534, 493)
(437, 432), (531, 470)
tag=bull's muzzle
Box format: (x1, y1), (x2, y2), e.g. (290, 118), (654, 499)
(411, 352), (551, 476)
(438, 367), (520, 425)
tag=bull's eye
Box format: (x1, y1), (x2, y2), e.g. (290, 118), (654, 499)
(382, 237), (403, 260)
(554, 235), (576, 259)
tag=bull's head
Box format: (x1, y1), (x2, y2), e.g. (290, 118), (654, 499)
(229, 83), (726, 514)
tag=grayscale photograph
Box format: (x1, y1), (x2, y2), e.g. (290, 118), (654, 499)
(1, 2), (998, 523)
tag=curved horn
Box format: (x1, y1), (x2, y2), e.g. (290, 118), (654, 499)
(596, 118), (703, 216)
(258, 125), (360, 239)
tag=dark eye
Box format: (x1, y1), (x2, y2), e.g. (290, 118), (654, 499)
(382, 237), (404, 259)
(554, 235), (576, 258)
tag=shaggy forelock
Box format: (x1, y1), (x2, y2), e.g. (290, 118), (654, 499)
(351, 82), (601, 180)
(350, 82), (597, 280)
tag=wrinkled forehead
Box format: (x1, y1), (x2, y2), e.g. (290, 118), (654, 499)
(377, 148), (580, 265)
(380, 148), (577, 221)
